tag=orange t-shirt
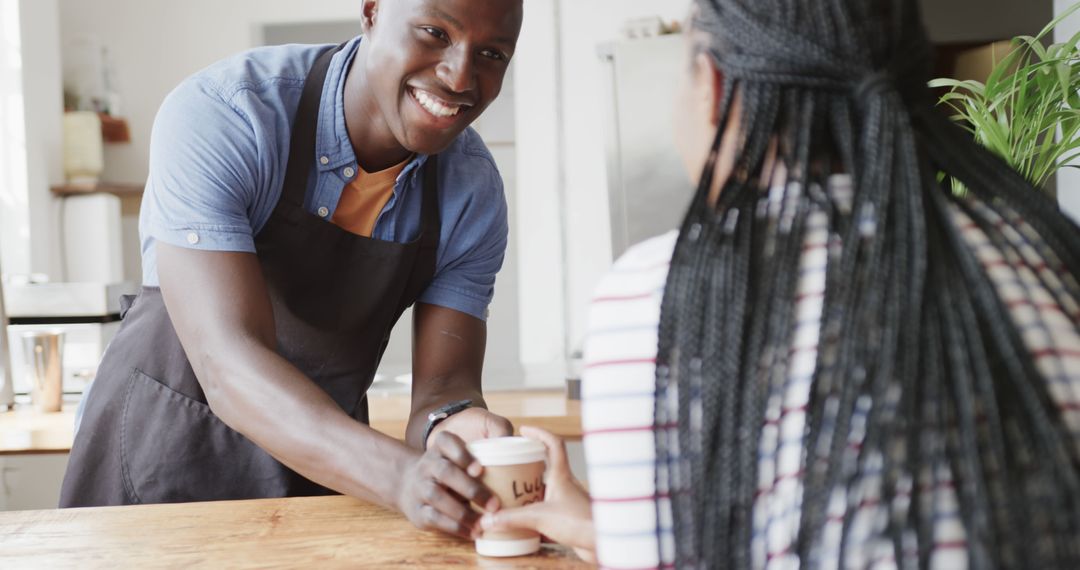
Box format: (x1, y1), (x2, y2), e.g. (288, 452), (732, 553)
(331, 157), (412, 237)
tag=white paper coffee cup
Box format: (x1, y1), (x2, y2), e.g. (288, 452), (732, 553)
(468, 436), (547, 557)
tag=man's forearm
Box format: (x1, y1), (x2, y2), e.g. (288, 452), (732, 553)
(195, 339), (416, 508)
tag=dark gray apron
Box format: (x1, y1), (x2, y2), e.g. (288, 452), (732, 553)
(59, 44), (440, 507)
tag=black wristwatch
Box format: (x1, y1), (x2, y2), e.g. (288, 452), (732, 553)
(422, 399), (473, 449)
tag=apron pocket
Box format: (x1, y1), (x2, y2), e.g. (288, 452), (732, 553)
(119, 369), (288, 503)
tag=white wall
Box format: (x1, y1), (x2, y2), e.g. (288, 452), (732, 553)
(555, 0), (691, 355)
(1055, 0), (1080, 223)
(58, 0), (363, 186)
(510, 0), (693, 378)
(21, 0), (65, 281)
(0, 0), (29, 278)
(0, 0), (64, 280)
(512, 0), (567, 381)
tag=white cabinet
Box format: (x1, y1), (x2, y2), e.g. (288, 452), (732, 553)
(0, 454), (69, 511)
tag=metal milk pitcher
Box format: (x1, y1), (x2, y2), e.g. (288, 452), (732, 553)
(22, 331), (65, 413)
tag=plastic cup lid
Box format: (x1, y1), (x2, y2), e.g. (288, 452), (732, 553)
(467, 436), (546, 466)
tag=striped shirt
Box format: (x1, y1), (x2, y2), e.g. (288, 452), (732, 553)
(581, 175), (1080, 570)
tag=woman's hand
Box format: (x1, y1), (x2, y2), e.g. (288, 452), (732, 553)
(479, 426), (596, 562)
(397, 430), (500, 539)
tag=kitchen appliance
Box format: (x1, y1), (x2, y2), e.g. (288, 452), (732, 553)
(61, 193), (126, 284)
(598, 34), (691, 259)
(4, 281), (133, 396)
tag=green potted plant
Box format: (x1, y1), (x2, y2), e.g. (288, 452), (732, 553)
(930, 2), (1080, 196)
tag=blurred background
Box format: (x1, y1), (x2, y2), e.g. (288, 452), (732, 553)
(1, 0), (1078, 510)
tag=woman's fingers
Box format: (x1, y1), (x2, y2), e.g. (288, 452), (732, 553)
(481, 503), (595, 554)
(480, 503), (548, 534)
(520, 426), (570, 476)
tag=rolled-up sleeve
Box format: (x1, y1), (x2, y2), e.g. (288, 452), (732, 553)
(417, 152), (509, 321)
(140, 77), (261, 255)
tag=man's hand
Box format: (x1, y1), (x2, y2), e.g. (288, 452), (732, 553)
(397, 431), (501, 539)
(428, 407), (513, 448)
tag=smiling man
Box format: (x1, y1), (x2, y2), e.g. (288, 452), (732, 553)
(60, 0), (525, 541)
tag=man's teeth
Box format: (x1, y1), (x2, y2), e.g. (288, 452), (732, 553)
(414, 89), (461, 118)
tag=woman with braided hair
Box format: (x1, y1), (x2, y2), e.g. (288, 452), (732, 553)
(482, 0), (1080, 568)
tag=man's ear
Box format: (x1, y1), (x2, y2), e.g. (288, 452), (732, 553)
(361, 0), (379, 34)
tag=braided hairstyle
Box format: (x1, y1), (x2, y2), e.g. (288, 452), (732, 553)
(653, 0), (1080, 568)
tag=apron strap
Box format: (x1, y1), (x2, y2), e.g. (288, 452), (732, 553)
(280, 43), (345, 208)
(419, 154), (441, 247)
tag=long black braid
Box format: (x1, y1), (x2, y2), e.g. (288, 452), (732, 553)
(653, 0), (1080, 568)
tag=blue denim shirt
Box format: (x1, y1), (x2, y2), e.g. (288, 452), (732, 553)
(138, 36), (507, 320)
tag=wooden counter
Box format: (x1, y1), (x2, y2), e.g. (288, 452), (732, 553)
(0, 390), (581, 455)
(369, 389), (581, 441)
(0, 495), (589, 569)
(0, 406), (76, 455)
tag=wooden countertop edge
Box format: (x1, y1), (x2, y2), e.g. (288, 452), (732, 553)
(0, 447), (72, 456)
(0, 390), (583, 455)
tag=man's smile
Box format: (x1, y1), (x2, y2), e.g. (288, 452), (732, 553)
(408, 86), (472, 121)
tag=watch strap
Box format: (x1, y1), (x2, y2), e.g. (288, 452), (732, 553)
(422, 399), (473, 449)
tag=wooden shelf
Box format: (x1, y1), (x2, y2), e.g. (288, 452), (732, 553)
(51, 183), (143, 198)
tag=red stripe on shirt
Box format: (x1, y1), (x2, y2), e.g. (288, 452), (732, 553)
(600, 561), (673, 565)
(826, 498), (882, 523)
(1004, 299), (1071, 316)
(593, 292), (658, 303)
(755, 469), (806, 498)
(585, 357), (657, 370)
(795, 290), (826, 303)
(592, 492), (671, 504)
(767, 546), (793, 561)
(1031, 348), (1080, 360)
(763, 404), (809, 426)
(585, 422), (678, 437)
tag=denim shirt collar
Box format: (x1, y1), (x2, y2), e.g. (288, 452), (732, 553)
(315, 35), (429, 181)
